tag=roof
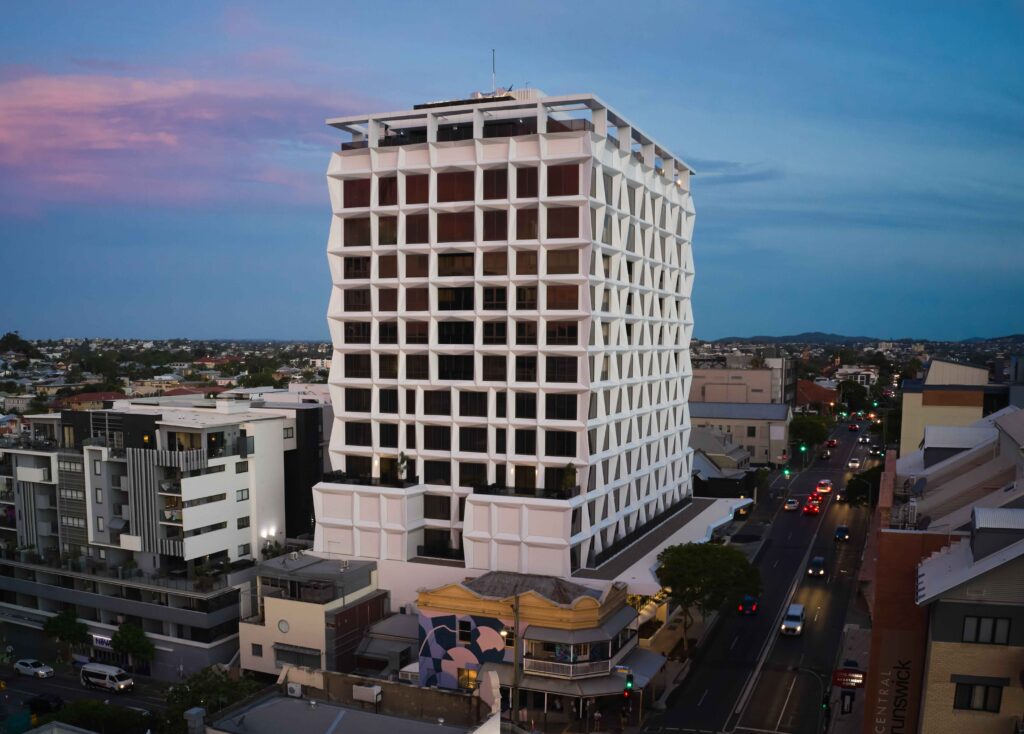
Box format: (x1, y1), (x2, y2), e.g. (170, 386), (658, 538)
(65, 392), (126, 403)
(921, 425), (997, 450)
(463, 572), (601, 605)
(689, 402), (791, 421)
(523, 605), (637, 644)
(259, 553), (375, 583)
(368, 613), (419, 641)
(916, 535), (1024, 605)
(994, 407), (1024, 447)
(210, 694), (470, 734)
(162, 386), (230, 396)
(797, 379), (837, 406)
(974, 507), (1024, 531)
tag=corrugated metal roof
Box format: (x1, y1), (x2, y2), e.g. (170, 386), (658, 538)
(689, 402), (791, 421)
(974, 507), (1024, 531)
(464, 571), (601, 604)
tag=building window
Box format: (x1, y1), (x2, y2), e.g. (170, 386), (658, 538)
(93, 460), (101, 476)
(547, 249), (579, 275)
(405, 322), (428, 344)
(378, 176), (398, 206)
(437, 212), (474, 243)
(546, 285), (578, 310)
(438, 287), (474, 311)
(496, 392), (507, 418)
(424, 390), (452, 416)
(515, 429), (537, 455)
(483, 287), (507, 311)
(345, 423), (372, 447)
(379, 389), (399, 414)
(237, 516), (250, 529)
(459, 391), (488, 418)
(516, 286), (538, 310)
(405, 174), (428, 204)
(547, 164), (579, 196)
(98, 549), (106, 560)
(95, 488), (103, 504)
(547, 207), (579, 238)
(283, 427), (294, 439)
(438, 321), (474, 345)
(424, 426), (452, 451)
(457, 668), (478, 690)
(406, 288), (429, 311)
(516, 322), (537, 346)
(379, 321), (398, 344)
(546, 356), (578, 383)
(344, 322), (371, 344)
(437, 171), (474, 203)
(406, 213), (429, 243)
(96, 517), (104, 532)
(747, 426), (757, 438)
(953, 682), (1002, 713)
(482, 321), (507, 345)
(236, 489), (249, 501)
(483, 356), (507, 382)
(380, 423), (398, 448)
(546, 321), (578, 346)
(483, 168), (508, 199)
(457, 620), (473, 645)
(378, 215), (398, 245)
(344, 218), (371, 246)
(482, 251), (507, 275)
(515, 393), (537, 419)
(251, 643), (263, 657)
(545, 430), (576, 458)
(515, 356), (537, 382)
(343, 178), (370, 208)
(546, 394), (577, 421)
(438, 253), (475, 277)
(343, 256), (370, 279)
(378, 254), (398, 279)
(516, 167), (538, 198)
(962, 616), (1010, 645)
(459, 427), (487, 454)
(406, 354), (429, 380)
(516, 251), (538, 276)
(379, 354), (398, 380)
(438, 355), (474, 381)
(346, 388), (372, 413)
(236, 461), (249, 474)
(503, 626), (516, 648)
(517, 208), (538, 239)
(345, 354), (371, 379)
(406, 254), (429, 278)
(378, 289), (398, 311)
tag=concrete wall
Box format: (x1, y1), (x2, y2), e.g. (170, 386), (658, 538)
(462, 494), (573, 576)
(240, 596), (327, 675)
(689, 417), (787, 465)
(900, 393), (983, 457)
(691, 369), (772, 404)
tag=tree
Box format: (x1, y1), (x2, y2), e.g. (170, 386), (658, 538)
(838, 380), (868, 412)
(846, 465), (883, 507)
(789, 415), (831, 448)
(111, 622), (154, 671)
(43, 608), (88, 661)
(656, 543), (761, 654)
(41, 699), (151, 734)
(161, 666), (267, 734)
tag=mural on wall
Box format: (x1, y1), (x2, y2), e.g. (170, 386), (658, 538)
(418, 610), (510, 689)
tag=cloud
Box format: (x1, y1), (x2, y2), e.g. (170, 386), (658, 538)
(0, 68), (365, 213)
(685, 157), (784, 187)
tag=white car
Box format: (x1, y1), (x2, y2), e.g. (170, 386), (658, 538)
(784, 498), (800, 511)
(15, 658), (54, 678)
(815, 479), (833, 493)
(848, 457), (862, 470)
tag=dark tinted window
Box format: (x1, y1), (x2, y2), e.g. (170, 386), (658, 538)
(437, 171), (474, 202)
(344, 218), (370, 246)
(547, 285), (578, 310)
(546, 321), (578, 345)
(515, 429), (537, 455)
(516, 286), (538, 310)
(378, 255), (397, 278)
(546, 356), (578, 383)
(379, 354), (398, 379)
(345, 422), (372, 446)
(378, 321), (398, 344)
(344, 256), (370, 279)
(379, 389), (398, 413)
(438, 253), (474, 277)
(548, 207), (579, 238)
(344, 179), (370, 208)
(483, 169), (508, 199)
(406, 213), (429, 244)
(406, 288), (429, 311)
(545, 430), (576, 457)
(483, 287), (507, 311)
(405, 322), (428, 344)
(345, 354), (371, 379)
(482, 321), (507, 344)
(459, 427), (487, 453)
(438, 212), (474, 243)
(483, 356), (507, 382)
(516, 322), (537, 345)
(517, 208), (538, 239)
(380, 423), (398, 448)
(424, 390), (451, 416)
(547, 250), (579, 274)
(515, 356), (537, 382)
(438, 355), (473, 381)
(406, 254), (428, 277)
(546, 393), (577, 420)
(346, 389), (371, 413)
(483, 210), (507, 241)
(438, 321), (474, 344)
(459, 391), (488, 417)
(378, 176), (398, 206)
(547, 164), (579, 196)
(344, 289), (371, 312)
(378, 216), (397, 245)
(515, 393), (537, 419)
(517, 167), (538, 198)
(378, 289), (397, 311)
(406, 354), (429, 380)
(344, 322), (370, 344)
(438, 287), (474, 311)
(424, 426), (451, 451)
(483, 251), (507, 275)
(406, 174), (428, 204)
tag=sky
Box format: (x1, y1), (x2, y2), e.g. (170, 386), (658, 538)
(1, 1), (1022, 342)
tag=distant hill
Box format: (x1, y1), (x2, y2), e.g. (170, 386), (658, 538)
(706, 332), (1024, 346)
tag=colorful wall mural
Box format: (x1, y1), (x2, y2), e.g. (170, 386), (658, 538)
(418, 610), (513, 689)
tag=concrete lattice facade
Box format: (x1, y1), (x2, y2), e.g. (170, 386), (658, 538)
(317, 91), (695, 576)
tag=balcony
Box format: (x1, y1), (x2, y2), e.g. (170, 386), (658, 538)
(15, 466), (51, 484)
(158, 479), (182, 495)
(322, 471), (419, 489)
(471, 483), (580, 501)
(522, 657), (611, 678)
(82, 437), (126, 458)
(0, 490), (14, 504)
(0, 435), (58, 452)
(161, 509), (183, 524)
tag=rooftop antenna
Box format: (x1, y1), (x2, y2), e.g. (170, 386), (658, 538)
(491, 49), (496, 93)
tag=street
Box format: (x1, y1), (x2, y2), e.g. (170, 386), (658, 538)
(0, 662), (168, 719)
(660, 420), (874, 734)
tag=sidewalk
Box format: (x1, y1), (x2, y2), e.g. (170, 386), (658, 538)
(827, 559), (872, 734)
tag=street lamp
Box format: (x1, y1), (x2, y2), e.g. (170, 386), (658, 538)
(502, 596), (522, 722)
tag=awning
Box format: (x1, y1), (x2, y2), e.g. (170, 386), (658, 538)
(480, 646), (665, 697)
(272, 642), (320, 656)
(524, 606), (637, 644)
(356, 637), (414, 660)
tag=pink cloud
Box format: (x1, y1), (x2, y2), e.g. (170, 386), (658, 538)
(0, 68), (366, 212)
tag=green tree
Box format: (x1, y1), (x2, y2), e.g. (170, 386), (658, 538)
(838, 380), (868, 412)
(43, 608), (88, 661)
(111, 622), (154, 671)
(656, 543), (761, 654)
(789, 414), (831, 448)
(41, 699), (151, 734)
(161, 666), (267, 734)
(845, 465), (883, 507)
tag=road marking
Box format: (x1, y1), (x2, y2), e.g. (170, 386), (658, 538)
(730, 635), (740, 650)
(772, 559), (779, 569)
(814, 607), (820, 622)
(698, 688), (709, 706)
(775, 676), (797, 731)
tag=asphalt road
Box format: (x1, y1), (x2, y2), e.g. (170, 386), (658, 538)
(0, 664), (167, 718)
(660, 420), (874, 734)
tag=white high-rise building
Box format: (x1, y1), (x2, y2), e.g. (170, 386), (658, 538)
(314, 90), (702, 588)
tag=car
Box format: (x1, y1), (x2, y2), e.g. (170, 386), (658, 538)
(826, 438), (839, 448)
(14, 659), (54, 678)
(803, 501), (820, 515)
(809, 492), (823, 506)
(870, 444), (884, 457)
(835, 491), (847, 503)
(848, 423), (860, 432)
(737, 594), (759, 615)
(835, 525), (851, 542)
(784, 498), (800, 511)
(816, 479), (833, 493)
(25, 693), (63, 715)
(819, 449), (832, 460)
(80, 663), (134, 693)
(780, 603), (805, 635)
(858, 435), (870, 444)
(848, 457), (862, 470)
(807, 555), (827, 577)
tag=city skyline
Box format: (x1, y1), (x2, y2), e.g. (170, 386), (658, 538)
(2, 1), (1022, 341)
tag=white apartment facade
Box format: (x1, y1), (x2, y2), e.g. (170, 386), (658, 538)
(314, 90), (697, 585)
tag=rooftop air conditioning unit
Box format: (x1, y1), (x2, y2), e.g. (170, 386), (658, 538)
(286, 682), (302, 698)
(289, 551), (300, 561)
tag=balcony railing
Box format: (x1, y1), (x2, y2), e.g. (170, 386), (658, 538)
(416, 544), (465, 562)
(0, 491), (14, 504)
(322, 471), (420, 489)
(471, 483), (580, 501)
(522, 657), (611, 678)
(0, 436), (58, 452)
(158, 479), (182, 495)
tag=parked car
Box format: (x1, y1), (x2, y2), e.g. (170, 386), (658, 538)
(784, 498), (800, 511)
(780, 603), (805, 635)
(848, 457), (862, 470)
(807, 555), (827, 577)
(738, 594), (759, 615)
(835, 525), (851, 542)
(14, 659), (54, 678)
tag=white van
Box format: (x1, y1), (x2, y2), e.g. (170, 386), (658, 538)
(80, 663), (134, 693)
(780, 604), (805, 636)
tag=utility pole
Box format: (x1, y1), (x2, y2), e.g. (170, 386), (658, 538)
(511, 594), (521, 720)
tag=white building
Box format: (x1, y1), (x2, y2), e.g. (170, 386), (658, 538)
(312, 90), (729, 598)
(835, 365), (879, 387)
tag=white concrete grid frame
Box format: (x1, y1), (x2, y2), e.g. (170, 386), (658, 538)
(316, 91), (696, 578)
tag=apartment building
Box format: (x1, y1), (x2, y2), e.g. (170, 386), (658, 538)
(0, 398), (298, 679)
(690, 355), (796, 406)
(313, 90), (738, 595)
(688, 402), (791, 466)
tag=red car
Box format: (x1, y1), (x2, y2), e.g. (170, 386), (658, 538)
(803, 501), (820, 515)
(848, 423), (860, 432)
(826, 438), (839, 448)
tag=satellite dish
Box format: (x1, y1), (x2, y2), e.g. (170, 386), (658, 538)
(911, 478), (927, 497)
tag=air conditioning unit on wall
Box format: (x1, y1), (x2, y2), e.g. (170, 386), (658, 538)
(286, 682), (302, 698)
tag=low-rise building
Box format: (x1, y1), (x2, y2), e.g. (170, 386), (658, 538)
(689, 402), (791, 466)
(239, 554), (388, 675)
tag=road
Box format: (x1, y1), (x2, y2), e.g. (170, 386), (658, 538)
(0, 664), (167, 718)
(660, 420), (874, 734)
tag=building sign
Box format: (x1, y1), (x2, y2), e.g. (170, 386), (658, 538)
(833, 668), (865, 689)
(873, 658), (914, 734)
(92, 634), (112, 650)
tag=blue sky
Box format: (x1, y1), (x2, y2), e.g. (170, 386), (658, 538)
(1, 1), (1021, 341)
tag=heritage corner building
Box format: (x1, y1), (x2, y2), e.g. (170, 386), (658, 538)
(313, 89), (750, 604)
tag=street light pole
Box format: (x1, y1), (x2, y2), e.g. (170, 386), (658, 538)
(511, 594), (521, 721)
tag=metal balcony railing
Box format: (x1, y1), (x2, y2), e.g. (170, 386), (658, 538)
(522, 657), (611, 678)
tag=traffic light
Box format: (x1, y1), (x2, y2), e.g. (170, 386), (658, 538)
(872, 400), (879, 408)
(783, 466), (791, 478)
(625, 673), (634, 690)
(799, 444), (807, 453)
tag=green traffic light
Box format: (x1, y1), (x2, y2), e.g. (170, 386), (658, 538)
(799, 445), (806, 452)
(872, 401), (879, 407)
